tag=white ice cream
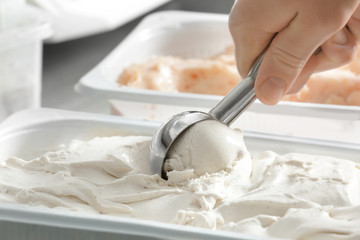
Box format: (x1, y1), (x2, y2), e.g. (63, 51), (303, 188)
(0, 128), (360, 239)
(164, 120), (251, 177)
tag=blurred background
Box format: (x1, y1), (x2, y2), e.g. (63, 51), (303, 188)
(0, 0), (235, 121)
(41, 0), (235, 114)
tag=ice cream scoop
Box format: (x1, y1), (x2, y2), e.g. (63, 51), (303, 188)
(150, 53), (264, 179)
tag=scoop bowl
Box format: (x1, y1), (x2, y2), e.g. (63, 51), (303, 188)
(149, 111), (217, 179)
(149, 53), (264, 179)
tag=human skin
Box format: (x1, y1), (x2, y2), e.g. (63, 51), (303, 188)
(229, 0), (360, 105)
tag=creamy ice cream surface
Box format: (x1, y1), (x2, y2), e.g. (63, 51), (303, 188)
(0, 128), (360, 239)
(164, 120), (252, 178)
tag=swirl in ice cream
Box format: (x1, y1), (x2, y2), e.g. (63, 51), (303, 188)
(0, 124), (359, 240)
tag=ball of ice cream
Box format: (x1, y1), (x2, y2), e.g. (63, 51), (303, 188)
(164, 120), (250, 176)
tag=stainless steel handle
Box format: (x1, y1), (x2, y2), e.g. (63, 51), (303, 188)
(209, 54), (264, 125)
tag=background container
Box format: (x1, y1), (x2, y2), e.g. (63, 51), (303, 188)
(0, 0), (51, 121)
(76, 11), (360, 143)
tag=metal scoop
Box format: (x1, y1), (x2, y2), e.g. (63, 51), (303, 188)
(150, 53), (264, 179)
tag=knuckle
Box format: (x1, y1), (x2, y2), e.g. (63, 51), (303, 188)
(331, 39), (357, 64)
(315, 5), (353, 31)
(271, 45), (306, 73)
(228, 15), (245, 39)
(348, 18), (360, 40)
(228, 14), (238, 30)
(331, 8), (351, 27)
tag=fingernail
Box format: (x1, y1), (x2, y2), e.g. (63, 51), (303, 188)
(260, 77), (286, 104)
(332, 30), (347, 45)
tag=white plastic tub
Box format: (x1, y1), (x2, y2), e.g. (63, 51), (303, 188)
(75, 10), (360, 143)
(0, 0), (52, 122)
(0, 108), (359, 240)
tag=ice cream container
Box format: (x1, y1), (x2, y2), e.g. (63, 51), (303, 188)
(0, 108), (359, 240)
(76, 10), (360, 120)
(0, 0), (52, 122)
(75, 10), (360, 143)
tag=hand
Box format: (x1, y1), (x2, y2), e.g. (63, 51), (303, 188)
(229, 0), (360, 105)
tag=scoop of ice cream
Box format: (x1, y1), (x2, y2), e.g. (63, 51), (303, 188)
(164, 120), (251, 177)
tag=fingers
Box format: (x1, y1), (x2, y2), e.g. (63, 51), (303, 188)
(347, 4), (360, 40)
(229, 0), (360, 105)
(315, 28), (357, 73)
(345, 4), (360, 73)
(285, 54), (320, 94)
(254, 13), (334, 105)
(229, 0), (298, 78)
(287, 27), (357, 94)
(254, 1), (360, 105)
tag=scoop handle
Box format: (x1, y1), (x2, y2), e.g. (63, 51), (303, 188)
(209, 53), (264, 125)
